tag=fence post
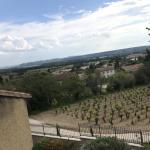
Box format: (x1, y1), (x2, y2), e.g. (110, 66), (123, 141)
(90, 126), (94, 137)
(78, 123), (81, 136)
(140, 130), (143, 145)
(42, 123), (45, 136)
(56, 124), (61, 137)
(114, 127), (117, 140)
(99, 125), (101, 138)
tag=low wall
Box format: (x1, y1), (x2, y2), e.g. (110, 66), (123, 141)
(0, 90), (33, 150)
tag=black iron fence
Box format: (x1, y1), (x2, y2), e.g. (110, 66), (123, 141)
(30, 123), (150, 145)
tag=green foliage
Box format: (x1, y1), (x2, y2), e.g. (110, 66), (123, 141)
(32, 139), (78, 150)
(86, 71), (105, 95)
(135, 68), (149, 85)
(19, 72), (61, 112)
(145, 49), (150, 62)
(71, 63), (82, 72)
(135, 62), (150, 85)
(32, 137), (150, 150)
(87, 63), (96, 73)
(108, 72), (135, 91)
(114, 57), (121, 70)
(62, 75), (91, 101)
(80, 137), (131, 150)
(142, 144), (150, 150)
(0, 75), (3, 85)
(86, 74), (99, 95)
(10, 72), (91, 113)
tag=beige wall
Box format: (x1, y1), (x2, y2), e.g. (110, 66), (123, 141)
(0, 97), (33, 150)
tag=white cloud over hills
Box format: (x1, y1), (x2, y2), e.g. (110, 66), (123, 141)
(0, 35), (32, 52)
(0, 0), (150, 66)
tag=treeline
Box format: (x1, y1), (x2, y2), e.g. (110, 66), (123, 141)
(107, 50), (150, 91)
(0, 50), (150, 113)
(14, 72), (92, 113)
(135, 50), (150, 85)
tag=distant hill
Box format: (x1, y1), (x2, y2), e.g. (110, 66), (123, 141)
(0, 45), (150, 73)
(18, 45), (150, 67)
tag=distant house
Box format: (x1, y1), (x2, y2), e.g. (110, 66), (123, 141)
(127, 53), (146, 61)
(78, 73), (88, 80)
(122, 63), (143, 72)
(80, 65), (89, 70)
(55, 72), (76, 82)
(52, 68), (72, 75)
(97, 66), (115, 78)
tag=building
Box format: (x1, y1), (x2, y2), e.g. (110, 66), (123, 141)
(127, 53), (146, 61)
(80, 65), (89, 70)
(78, 73), (88, 80)
(0, 90), (33, 150)
(97, 66), (115, 78)
(52, 68), (72, 75)
(122, 63), (143, 72)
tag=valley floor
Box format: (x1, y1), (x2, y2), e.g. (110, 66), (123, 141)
(31, 85), (150, 130)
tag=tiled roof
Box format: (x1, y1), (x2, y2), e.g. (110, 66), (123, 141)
(127, 53), (146, 59)
(122, 64), (143, 72)
(55, 72), (76, 81)
(96, 66), (114, 72)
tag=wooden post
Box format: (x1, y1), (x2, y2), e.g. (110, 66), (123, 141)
(78, 123), (81, 136)
(90, 126), (94, 137)
(99, 125), (101, 137)
(42, 123), (45, 136)
(114, 127), (117, 140)
(56, 124), (61, 137)
(140, 130), (143, 145)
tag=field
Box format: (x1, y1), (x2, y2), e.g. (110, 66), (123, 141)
(31, 85), (150, 130)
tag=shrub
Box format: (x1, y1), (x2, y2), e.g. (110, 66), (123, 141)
(32, 138), (78, 150)
(80, 137), (131, 150)
(142, 144), (150, 150)
(108, 72), (135, 91)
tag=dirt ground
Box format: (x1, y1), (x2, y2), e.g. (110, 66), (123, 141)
(31, 109), (80, 128)
(31, 86), (150, 130)
(31, 109), (150, 130)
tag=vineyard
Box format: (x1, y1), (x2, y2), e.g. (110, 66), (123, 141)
(32, 85), (150, 129)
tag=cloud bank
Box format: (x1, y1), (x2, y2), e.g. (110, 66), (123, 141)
(0, 35), (32, 52)
(0, 0), (150, 66)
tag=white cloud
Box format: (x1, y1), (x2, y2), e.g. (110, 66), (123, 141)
(43, 14), (64, 20)
(0, 35), (33, 52)
(0, 0), (150, 64)
(75, 9), (86, 14)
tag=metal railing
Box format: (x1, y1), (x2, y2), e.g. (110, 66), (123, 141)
(30, 123), (150, 145)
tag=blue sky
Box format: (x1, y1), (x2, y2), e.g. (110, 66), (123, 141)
(0, 0), (114, 22)
(0, 0), (150, 67)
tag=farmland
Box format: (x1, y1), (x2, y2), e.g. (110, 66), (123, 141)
(1, 49), (150, 130)
(32, 85), (150, 130)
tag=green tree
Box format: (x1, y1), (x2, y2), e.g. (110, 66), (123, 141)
(86, 71), (105, 95)
(80, 137), (131, 150)
(62, 75), (90, 101)
(0, 75), (3, 85)
(145, 49), (150, 62)
(19, 72), (61, 112)
(87, 63), (96, 73)
(86, 74), (99, 95)
(108, 72), (135, 91)
(114, 57), (121, 70)
(135, 67), (149, 85)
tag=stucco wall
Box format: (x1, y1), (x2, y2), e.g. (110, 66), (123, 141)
(0, 97), (33, 150)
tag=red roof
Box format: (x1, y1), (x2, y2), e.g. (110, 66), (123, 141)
(55, 72), (77, 81)
(122, 64), (143, 72)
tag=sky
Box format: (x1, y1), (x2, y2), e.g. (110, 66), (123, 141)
(0, 0), (150, 67)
